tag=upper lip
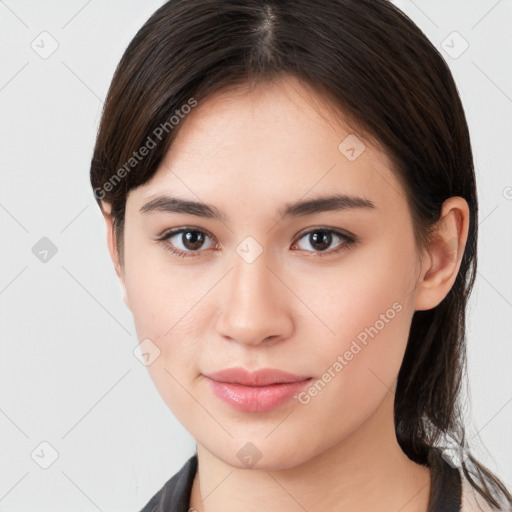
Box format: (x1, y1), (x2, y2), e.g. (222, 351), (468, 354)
(204, 367), (311, 387)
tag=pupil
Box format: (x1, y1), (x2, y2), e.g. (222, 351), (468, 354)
(311, 231), (331, 251)
(183, 231), (204, 250)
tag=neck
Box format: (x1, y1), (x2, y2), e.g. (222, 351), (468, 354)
(190, 390), (431, 512)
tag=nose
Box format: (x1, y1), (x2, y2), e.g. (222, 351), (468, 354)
(215, 249), (294, 347)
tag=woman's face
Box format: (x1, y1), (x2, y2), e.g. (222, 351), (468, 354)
(115, 76), (426, 469)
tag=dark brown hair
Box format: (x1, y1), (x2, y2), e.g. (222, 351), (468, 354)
(90, 0), (511, 506)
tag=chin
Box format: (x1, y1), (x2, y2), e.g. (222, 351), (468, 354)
(211, 439), (315, 471)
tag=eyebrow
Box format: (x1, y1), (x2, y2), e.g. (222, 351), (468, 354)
(139, 193), (376, 221)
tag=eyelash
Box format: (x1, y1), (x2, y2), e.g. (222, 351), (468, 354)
(156, 226), (357, 259)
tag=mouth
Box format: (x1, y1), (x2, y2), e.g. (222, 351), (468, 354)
(203, 367), (313, 412)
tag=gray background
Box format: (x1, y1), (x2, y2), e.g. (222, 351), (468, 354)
(0, 1), (511, 510)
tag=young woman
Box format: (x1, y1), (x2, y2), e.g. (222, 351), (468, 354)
(90, 1), (512, 510)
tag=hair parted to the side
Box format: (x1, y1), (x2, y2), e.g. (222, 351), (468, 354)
(90, 0), (511, 507)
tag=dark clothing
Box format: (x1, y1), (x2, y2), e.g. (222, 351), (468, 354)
(139, 447), (461, 512)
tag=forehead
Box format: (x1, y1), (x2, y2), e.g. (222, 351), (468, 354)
(131, 76), (406, 217)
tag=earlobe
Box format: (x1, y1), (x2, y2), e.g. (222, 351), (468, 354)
(413, 197), (469, 312)
(100, 200), (130, 310)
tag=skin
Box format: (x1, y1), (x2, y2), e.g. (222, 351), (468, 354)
(101, 75), (469, 512)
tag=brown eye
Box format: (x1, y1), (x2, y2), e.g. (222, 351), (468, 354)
(306, 231), (334, 251)
(293, 228), (356, 255)
(179, 230), (207, 250)
(158, 227), (216, 258)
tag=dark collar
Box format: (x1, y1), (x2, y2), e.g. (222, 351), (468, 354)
(139, 448), (461, 512)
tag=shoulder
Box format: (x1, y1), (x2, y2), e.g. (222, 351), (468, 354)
(138, 454), (198, 512)
(460, 472), (512, 512)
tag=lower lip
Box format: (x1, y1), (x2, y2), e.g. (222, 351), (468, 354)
(205, 377), (312, 412)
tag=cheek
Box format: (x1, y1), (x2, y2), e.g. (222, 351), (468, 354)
(123, 231), (204, 339)
(298, 240), (414, 349)
(123, 249), (212, 429)
(291, 242), (415, 408)
(122, 236), (214, 398)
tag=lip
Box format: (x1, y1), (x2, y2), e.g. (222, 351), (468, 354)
(204, 367), (312, 412)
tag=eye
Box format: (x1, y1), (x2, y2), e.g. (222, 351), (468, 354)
(156, 226), (357, 259)
(291, 228), (356, 255)
(157, 227), (217, 258)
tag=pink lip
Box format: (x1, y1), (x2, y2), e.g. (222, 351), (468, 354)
(204, 367), (312, 412)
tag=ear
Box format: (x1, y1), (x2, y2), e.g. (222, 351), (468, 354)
(413, 196), (470, 311)
(100, 201), (131, 311)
